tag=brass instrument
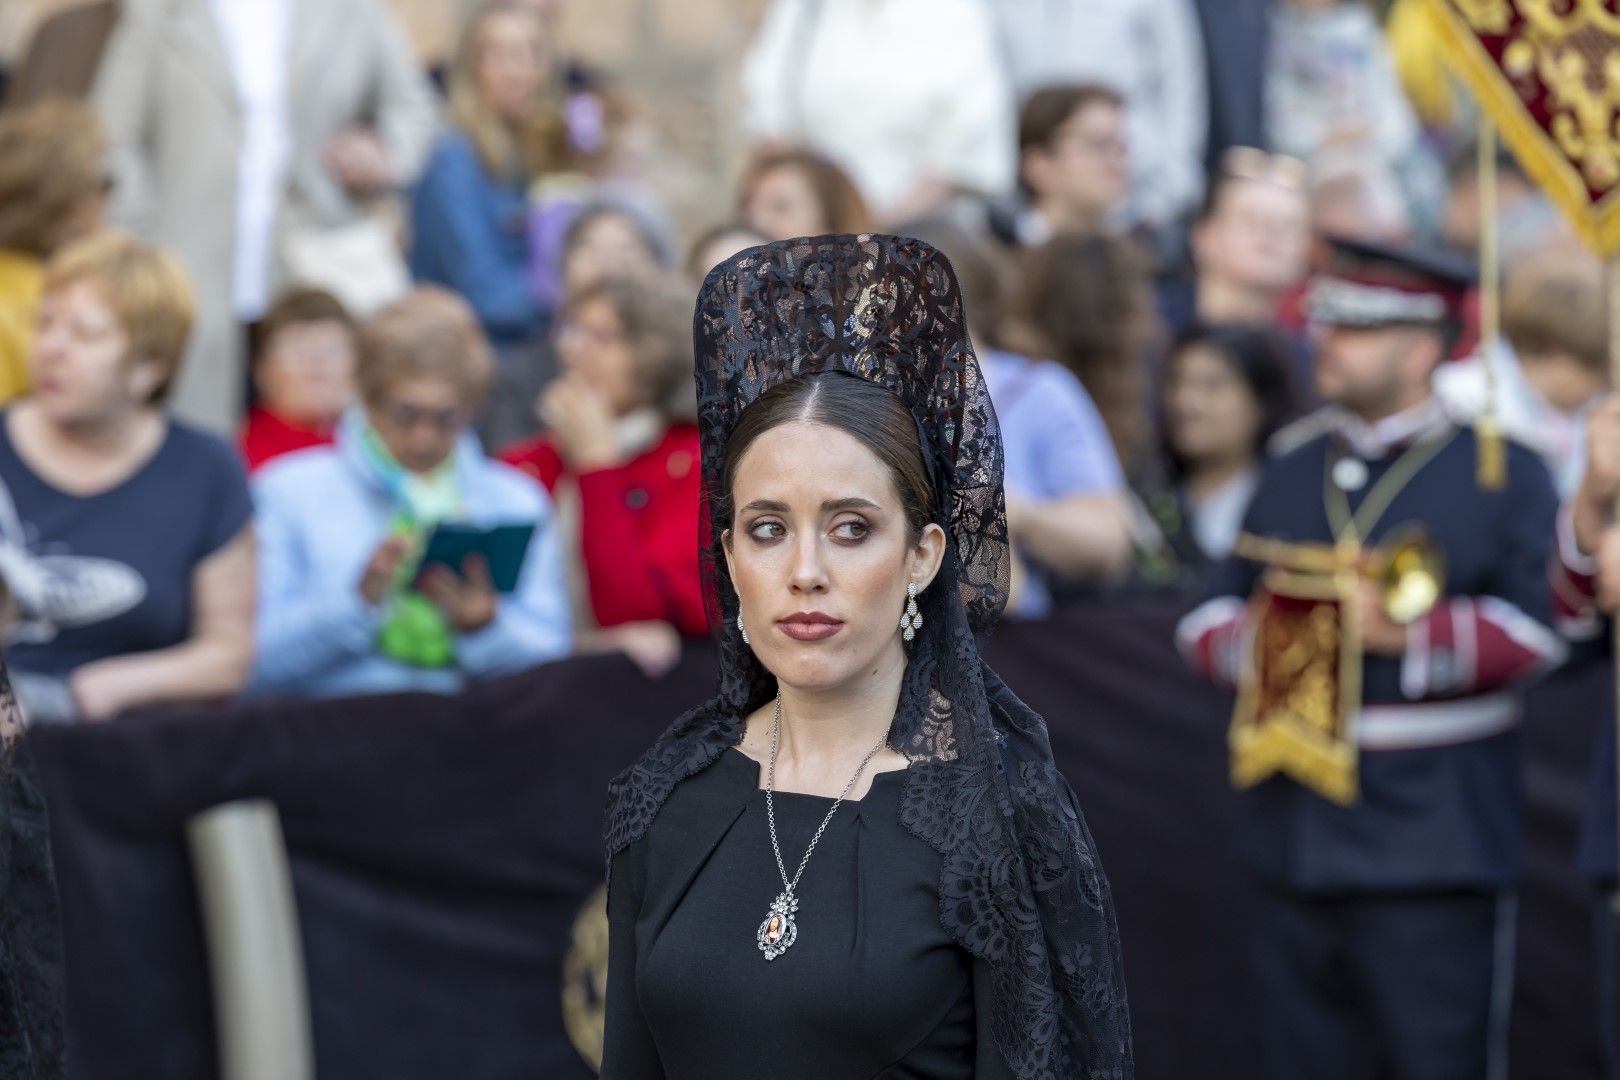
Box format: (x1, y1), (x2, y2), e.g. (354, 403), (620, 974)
(1376, 530), (1445, 624)
(1233, 528), (1446, 625)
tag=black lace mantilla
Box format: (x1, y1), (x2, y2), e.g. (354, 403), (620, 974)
(604, 234), (1133, 1079)
(0, 657), (66, 1079)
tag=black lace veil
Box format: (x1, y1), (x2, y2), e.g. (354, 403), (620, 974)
(605, 234), (1132, 1078)
(0, 658), (65, 1078)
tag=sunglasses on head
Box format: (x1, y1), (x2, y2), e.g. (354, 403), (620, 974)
(1220, 146), (1308, 189)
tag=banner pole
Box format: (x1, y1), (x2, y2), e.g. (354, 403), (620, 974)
(1477, 123), (1505, 488)
(1610, 252), (1620, 917)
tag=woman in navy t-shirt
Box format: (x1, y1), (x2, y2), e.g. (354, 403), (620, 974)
(0, 233), (254, 723)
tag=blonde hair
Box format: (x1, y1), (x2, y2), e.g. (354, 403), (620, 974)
(44, 231), (196, 404)
(1503, 251), (1607, 374)
(447, 0), (570, 179)
(359, 287), (494, 407)
(0, 98), (108, 257)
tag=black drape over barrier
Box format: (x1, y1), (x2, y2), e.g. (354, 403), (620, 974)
(26, 601), (1606, 1079)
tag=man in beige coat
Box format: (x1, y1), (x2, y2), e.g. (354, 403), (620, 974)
(93, 0), (439, 432)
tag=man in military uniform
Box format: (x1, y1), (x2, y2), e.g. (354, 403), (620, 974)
(1178, 237), (1565, 1079)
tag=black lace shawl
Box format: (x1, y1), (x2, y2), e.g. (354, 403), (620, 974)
(603, 234), (1133, 1079)
(0, 659), (66, 1079)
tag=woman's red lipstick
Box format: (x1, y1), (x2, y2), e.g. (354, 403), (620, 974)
(777, 612), (844, 641)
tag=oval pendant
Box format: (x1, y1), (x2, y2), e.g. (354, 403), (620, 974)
(757, 891), (799, 960)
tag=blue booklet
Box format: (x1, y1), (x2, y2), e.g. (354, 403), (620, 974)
(415, 523), (536, 594)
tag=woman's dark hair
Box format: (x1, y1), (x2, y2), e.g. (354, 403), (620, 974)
(719, 373), (936, 541)
(1017, 83), (1124, 197)
(1018, 83), (1123, 153)
(1162, 322), (1297, 479)
(251, 287), (356, 364)
(1007, 232), (1160, 471)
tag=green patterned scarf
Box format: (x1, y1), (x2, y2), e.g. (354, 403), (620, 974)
(359, 422), (465, 668)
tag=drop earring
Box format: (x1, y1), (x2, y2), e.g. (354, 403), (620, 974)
(738, 612), (750, 646)
(899, 581), (922, 642)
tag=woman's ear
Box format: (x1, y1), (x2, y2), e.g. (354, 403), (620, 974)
(721, 527), (736, 581)
(909, 522), (948, 593)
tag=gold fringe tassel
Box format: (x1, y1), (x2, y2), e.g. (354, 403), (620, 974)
(1475, 413), (1505, 489)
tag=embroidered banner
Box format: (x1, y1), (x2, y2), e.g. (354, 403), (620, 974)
(1428, 0), (1620, 255)
(1231, 568), (1364, 805)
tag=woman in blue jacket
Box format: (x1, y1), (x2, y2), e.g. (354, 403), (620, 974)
(250, 288), (570, 699)
(409, 1), (559, 346)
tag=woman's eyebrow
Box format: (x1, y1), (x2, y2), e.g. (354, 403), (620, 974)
(737, 497), (883, 514)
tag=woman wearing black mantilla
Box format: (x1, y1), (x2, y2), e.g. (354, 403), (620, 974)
(601, 234), (1133, 1079)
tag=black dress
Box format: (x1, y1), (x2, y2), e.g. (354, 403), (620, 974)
(603, 747), (1017, 1079)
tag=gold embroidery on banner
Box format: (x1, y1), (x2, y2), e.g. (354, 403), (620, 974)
(1458, 0), (1620, 190)
(1428, 0), (1620, 253)
(561, 885), (609, 1071)
(1230, 562), (1365, 807)
(1272, 603), (1342, 738)
(1456, 0), (1513, 34)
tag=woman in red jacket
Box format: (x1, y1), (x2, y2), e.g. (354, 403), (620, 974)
(240, 288), (358, 472)
(502, 274), (708, 670)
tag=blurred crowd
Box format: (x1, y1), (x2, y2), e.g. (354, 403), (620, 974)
(0, 0), (1605, 722)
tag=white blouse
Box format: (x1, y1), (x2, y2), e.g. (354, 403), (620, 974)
(740, 0), (1016, 216)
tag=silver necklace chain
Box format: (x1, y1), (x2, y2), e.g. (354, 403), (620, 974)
(764, 693), (891, 897)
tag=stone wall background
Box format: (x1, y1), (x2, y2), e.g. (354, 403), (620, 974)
(553, 0), (769, 245)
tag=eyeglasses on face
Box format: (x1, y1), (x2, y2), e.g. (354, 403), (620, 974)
(381, 400), (463, 433)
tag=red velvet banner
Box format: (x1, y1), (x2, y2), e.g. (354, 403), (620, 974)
(1430, 0), (1620, 254)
